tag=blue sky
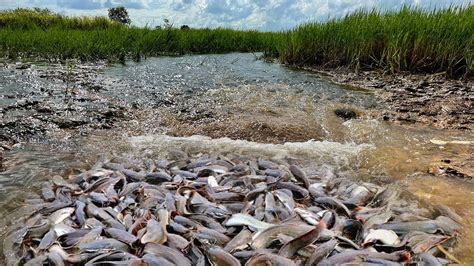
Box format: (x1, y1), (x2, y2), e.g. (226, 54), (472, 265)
(1, 0), (472, 30)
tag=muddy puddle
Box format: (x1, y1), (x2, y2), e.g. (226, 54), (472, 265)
(0, 53), (473, 262)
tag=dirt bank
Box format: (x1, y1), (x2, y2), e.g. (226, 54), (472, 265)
(0, 61), (130, 169)
(304, 67), (473, 131)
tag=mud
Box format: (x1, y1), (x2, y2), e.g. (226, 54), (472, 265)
(303, 67), (474, 131)
(159, 85), (328, 143)
(0, 61), (130, 168)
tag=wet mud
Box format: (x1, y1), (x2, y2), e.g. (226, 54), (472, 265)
(305, 67), (474, 130)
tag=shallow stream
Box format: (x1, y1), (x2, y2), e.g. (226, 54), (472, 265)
(1, 54), (473, 262)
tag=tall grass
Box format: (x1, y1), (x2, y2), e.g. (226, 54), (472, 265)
(0, 27), (281, 61)
(280, 6), (474, 76)
(0, 8), (281, 61)
(0, 8), (120, 30)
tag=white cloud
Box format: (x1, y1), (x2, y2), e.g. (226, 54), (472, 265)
(0, 0), (472, 30)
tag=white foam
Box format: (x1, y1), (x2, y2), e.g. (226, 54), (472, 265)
(129, 134), (374, 173)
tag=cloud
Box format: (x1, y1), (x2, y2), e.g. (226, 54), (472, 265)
(54, 0), (149, 10)
(56, 0), (102, 10)
(1, 0), (472, 30)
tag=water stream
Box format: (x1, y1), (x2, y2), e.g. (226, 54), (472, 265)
(1, 53), (473, 262)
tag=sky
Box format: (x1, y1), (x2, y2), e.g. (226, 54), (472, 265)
(1, 0), (472, 30)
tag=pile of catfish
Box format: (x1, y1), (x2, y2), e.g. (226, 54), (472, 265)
(4, 154), (463, 265)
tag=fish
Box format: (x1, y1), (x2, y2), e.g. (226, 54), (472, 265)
(141, 219), (167, 244)
(318, 250), (409, 265)
(58, 230), (90, 249)
(207, 246), (241, 266)
(246, 251), (296, 266)
(26, 218), (51, 238)
(38, 229), (57, 250)
(257, 159), (280, 170)
(142, 254), (174, 266)
(79, 238), (130, 252)
(252, 223), (314, 249)
(47, 251), (65, 266)
(314, 197), (351, 217)
(49, 244), (89, 264)
(9, 155), (461, 265)
(274, 190), (296, 212)
(105, 228), (138, 245)
(145, 171), (173, 184)
(75, 200), (87, 227)
(188, 214), (227, 233)
(83, 251), (138, 265)
(49, 207), (75, 225)
(121, 169), (146, 182)
(53, 223), (77, 236)
(196, 226), (231, 245)
(224, 229), (252, 252)
(278, 222), (323, 258)
(289, 165), (310, 189)
(84, 176), (120, 193)
(166, 233), (190, 250)
(419, 252), (443, 266)
(295, 208), (319, 225)
(41, 182), (56, 202)
(86, 202), (114, 221)
(225, 213), (273, 231)
(89, 192), (110, 205)
(24, 255), (48, 266)
(270, 182), (309, 200)
(375, 216), (460, 235)
(362, 209), (392, 230)
(305, 239), (338, 266)
(364, 229), (400, 246)
(143, 243), (192, 266)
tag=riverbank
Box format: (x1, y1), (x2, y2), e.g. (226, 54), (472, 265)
(301, 67), (474, 131)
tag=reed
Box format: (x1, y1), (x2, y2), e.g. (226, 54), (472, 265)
(0, 8), (281, 61)
(279, 6), (473, 76)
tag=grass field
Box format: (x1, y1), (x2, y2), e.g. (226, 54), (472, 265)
(1, 7), (472, 76)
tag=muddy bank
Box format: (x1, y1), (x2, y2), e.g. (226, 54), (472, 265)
(301, 67), (473, 180)
(303, 67), (474, 131)
(0, 61), (130, 168)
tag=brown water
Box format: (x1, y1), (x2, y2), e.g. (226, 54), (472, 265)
(0, 54), (473, 263)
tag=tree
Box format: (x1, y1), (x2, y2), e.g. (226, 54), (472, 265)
(108, 6), (131, 25)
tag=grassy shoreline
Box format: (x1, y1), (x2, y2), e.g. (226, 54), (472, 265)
(1, 7), (472, 76)
(282, 6), (473, 77)
(0, 9), (281, 61)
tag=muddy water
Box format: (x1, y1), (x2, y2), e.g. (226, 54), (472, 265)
(0, 54), (473, 262)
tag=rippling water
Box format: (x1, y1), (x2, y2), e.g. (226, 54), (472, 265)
(1, 54), (473, 263)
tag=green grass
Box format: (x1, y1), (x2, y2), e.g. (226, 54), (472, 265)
(0, 27), (281, 61)
(0, 8), (281, 61)
(280, 6), (474, 77)
(0, 6), (473, 76)
(0, 8), (121, 30)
